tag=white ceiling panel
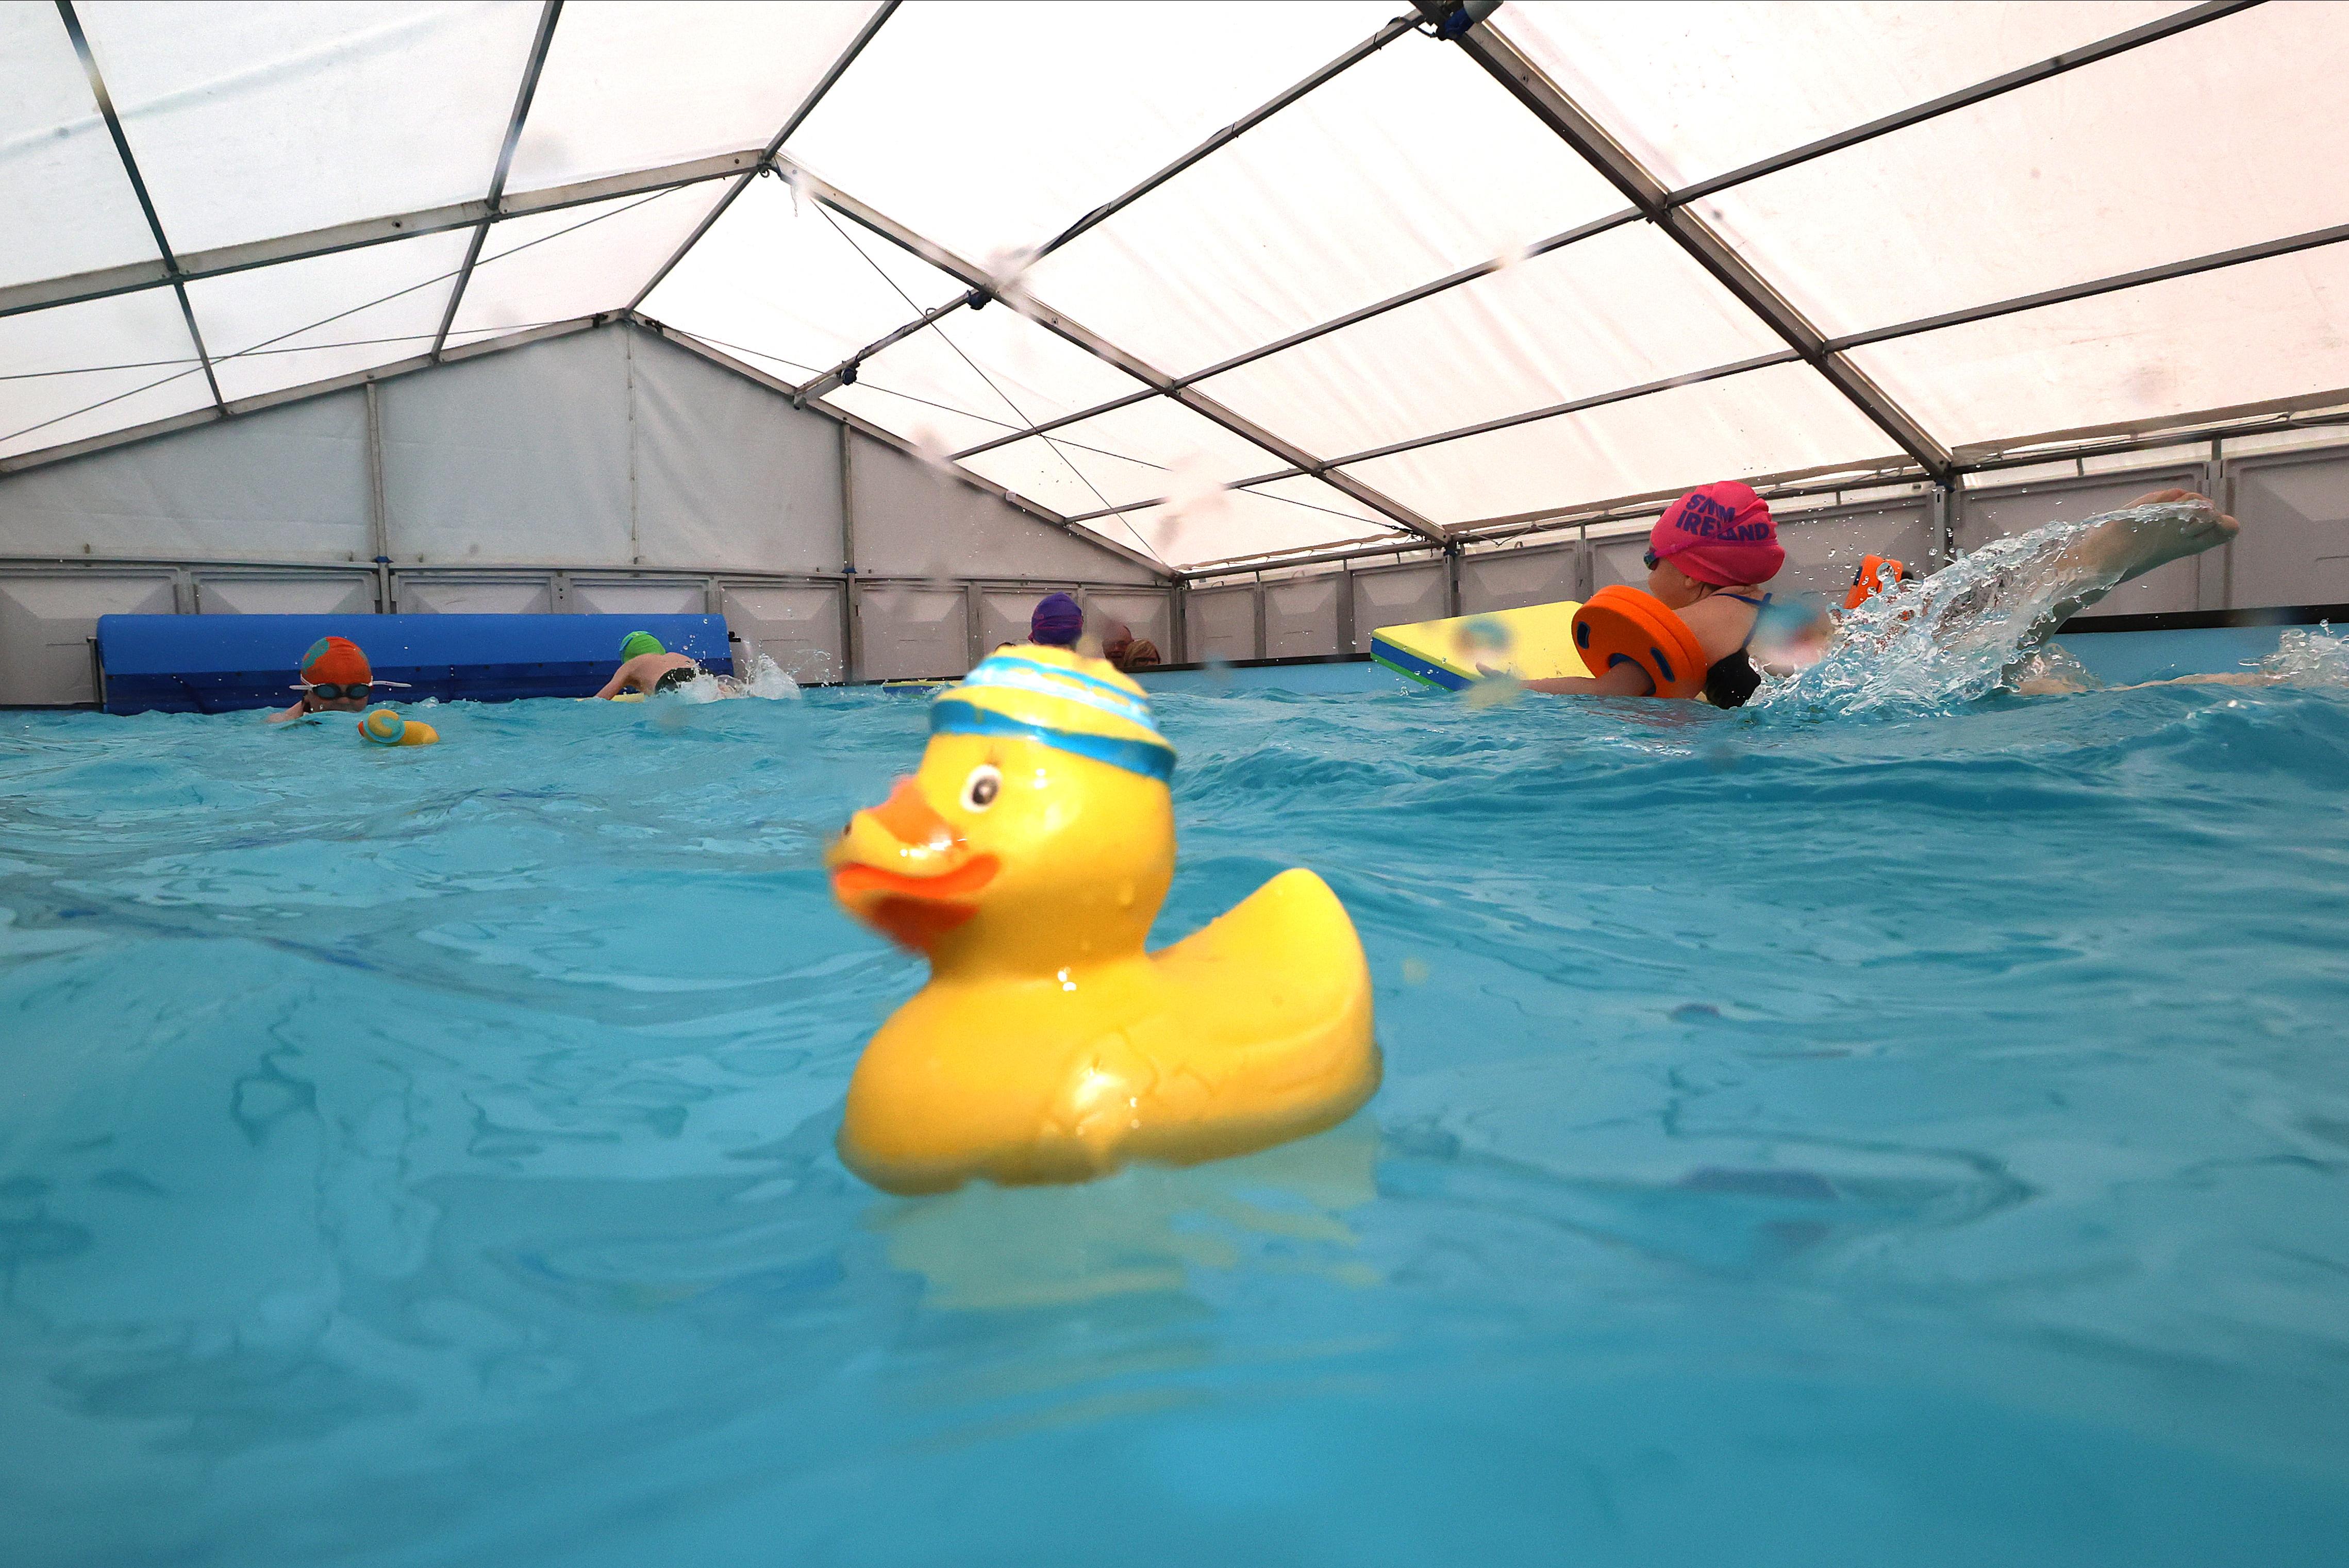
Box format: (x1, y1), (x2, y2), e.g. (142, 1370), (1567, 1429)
(1022, 39), (1628, 376)
(1191, 222), (1787, 462)
(784, 0), (1397, 269)
(821, 304), (1142, 455)
(1337, 362), (1898, 528)
(77, 1), (542, 257)
(1850, 243), (2349, 452)
(189, 230), (473, 403)
(506, 1), (882, 195)
(0, 6), (160, 289)
(0, 288), (211, 459)
(958, 397), (1288, 519)
(1701, 2), (2349, 338)
(447, 182), (728, 343)
(639, 176), (967, 388)
(1496, 1), (2188, 190)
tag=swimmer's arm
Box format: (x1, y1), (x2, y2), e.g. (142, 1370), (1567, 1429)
(265, 698), (311, 724)
(590, 658), (642, 699)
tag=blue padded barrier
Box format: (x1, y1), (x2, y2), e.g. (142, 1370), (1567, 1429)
(95, 614), (733, 715)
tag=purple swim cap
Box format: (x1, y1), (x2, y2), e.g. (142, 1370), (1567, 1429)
(1030, 592), (1083, 646)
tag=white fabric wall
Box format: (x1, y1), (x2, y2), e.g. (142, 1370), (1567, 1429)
(0, 390), (373, 562)
(629, 329), (842, 574)
(848, 435), (1159, 583)
(378, 329), (638, 566)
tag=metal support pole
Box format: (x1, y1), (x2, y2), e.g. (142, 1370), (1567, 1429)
(1335, 567), (1357, 654)
(1443, 541), (1463, 617)
(839, 421), (862, 682)
(1930, 482), (1954, 571)
(1171, 580), (1190, 664)
(364, 380), (392, 608)
(1252, 580), (1268, 661)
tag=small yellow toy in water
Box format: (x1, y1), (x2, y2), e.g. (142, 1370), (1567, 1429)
(357, 707), (438, 746)
(827, 644), (1378, 1194)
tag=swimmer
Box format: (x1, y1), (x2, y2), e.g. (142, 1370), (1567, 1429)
(1494, 481), (2239, 707)
(591, 630), (744, 699)
(1029, 592), (1083, 648)
(268, 635), (403, 724)
(1099, 619), (1163, 673)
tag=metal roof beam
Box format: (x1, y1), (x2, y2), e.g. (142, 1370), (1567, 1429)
(782, 160), (1445, 544)
(55, 1), (224, 413)
(0, 149), (767, 323)
(945, 2), (2247, 466)
(796, 13), (1418, 404)
(1667, 0), (2261, 208)
(628, 0), (901, 314)
(431, 1), (562, 363)
(1434, 10), (1952, 482)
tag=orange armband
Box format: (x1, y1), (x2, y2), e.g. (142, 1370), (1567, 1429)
(1569, 585), (1708, 698)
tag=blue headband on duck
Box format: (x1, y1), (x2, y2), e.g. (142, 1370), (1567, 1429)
(929, 652), (1176, 781)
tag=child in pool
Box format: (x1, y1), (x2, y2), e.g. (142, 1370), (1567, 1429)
(1498, 482), (2240, 706)
(592, 631), (745, 699)
(267, 636), (399, 724)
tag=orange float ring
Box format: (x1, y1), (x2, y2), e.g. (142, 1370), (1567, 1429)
(1843, 555), (1909, 610)
(1569, 585), (1708, 698)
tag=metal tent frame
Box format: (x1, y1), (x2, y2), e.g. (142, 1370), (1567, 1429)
(5, 0), (2338, 583)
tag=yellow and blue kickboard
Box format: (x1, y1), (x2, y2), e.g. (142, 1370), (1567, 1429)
(1370, 599), (1591, 690)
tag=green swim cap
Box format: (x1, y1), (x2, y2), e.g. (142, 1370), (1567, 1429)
(620, 631), (665, 661)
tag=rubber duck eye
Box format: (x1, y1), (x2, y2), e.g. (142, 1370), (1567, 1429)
(960, 764), (1002, 812)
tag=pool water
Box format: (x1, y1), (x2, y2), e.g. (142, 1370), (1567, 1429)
(4, 676), (2347, 1566)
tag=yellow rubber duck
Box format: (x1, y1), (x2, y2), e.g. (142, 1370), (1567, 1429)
(827, 643), (1379, 1194)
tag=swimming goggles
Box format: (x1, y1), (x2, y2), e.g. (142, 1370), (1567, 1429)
(293, 679), (409, 700)
(1642, 549), (1662, 570)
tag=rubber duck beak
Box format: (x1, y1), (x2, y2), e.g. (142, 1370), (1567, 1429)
(829, 777), (1000, 953)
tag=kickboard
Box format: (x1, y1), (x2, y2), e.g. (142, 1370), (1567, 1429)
(1370, 599), (1591, 691)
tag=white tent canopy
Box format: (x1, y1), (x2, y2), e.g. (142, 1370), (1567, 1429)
(4, 0), (2346, 573)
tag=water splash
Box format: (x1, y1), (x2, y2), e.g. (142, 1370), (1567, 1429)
(1757, 504), (2206, 714)
(2257, 624), (2349, 685)
(671, 653), (803, 704)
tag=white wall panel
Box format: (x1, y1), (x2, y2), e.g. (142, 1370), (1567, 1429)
(379, 330), (634, 566)
(1264, 575), (1340, 659)
(567, 579), (706, 616)
(629, 327), (842, 574)
(2227, 450), (2349, 609)
(722, 583), (844, 683)
(0, 571), (175, 705)
(194, 572), (373, 614)
(0, 389), (372, 560)
(857, 585), (968, 680)
(847, 435), (1158, 583)
(1186, 586), (1257, 662)
(1958, 469), (2209, 617)
(1591, 531), (1653, 593)
(1460, 545), (1577, 616)
(393, 573), (556, 615)
(1351, 562), (1447, 651)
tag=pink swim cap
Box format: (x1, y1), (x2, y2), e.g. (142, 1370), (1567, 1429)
(1650, 481), (1783, 588)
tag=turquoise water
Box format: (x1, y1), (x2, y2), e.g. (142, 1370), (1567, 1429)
(4, 679), (2348, 1566)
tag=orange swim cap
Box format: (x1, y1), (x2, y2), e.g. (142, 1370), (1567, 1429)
(300, 635), (372, 686)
